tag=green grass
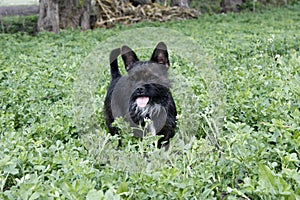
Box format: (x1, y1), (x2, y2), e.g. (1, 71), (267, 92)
(1, 4), (300, 199)
(0, 15), (38, 35)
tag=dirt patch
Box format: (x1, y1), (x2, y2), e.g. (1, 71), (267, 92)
(0, 5), (39, 17)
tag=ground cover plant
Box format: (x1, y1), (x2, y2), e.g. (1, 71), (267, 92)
(0, 4), (299, 199)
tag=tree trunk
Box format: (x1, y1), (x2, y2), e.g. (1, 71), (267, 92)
(38, 0), (91, 33)
(38, 0), (59, 33)
(59, 0), (91, 30)
(220, 0), (243, 12)
(171, 0), (189, 8)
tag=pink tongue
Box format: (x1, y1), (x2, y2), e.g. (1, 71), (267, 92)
(136, 97), (149, 108)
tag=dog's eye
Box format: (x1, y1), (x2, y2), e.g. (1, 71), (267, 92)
(149, 75), (158, 81)
(129, 74), (139, 81)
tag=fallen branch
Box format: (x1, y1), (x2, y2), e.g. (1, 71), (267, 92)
(95, 0), (200, 28)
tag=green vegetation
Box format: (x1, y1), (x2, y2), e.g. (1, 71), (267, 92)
(0, 15), (38, 35)
(1, 4), (299, 199)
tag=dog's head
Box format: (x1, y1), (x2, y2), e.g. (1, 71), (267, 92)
(110, 42), (174, 137)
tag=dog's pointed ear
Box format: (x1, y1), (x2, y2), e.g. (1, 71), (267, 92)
(109, 48), (121, 79)
(121, 45), (139, 71)
(151, 42), (170, 69)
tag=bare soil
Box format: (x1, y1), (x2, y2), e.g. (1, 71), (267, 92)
(0, 5), (38, 17)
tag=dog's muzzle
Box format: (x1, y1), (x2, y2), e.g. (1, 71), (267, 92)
(135, 86), (150, 108)
(128, 83), (170, 137)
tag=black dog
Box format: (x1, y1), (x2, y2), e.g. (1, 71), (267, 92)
(104, 42), (177, 149)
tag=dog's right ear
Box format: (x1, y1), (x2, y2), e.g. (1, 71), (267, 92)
(121, 45), (139, 71)
(151, 42), (170, 69)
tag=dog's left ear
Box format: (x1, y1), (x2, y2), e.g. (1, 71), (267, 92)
(121, 45), (139, 71)
(151, 42), (170, 69)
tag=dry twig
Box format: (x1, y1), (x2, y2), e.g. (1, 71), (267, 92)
(95, 0), (200, 28)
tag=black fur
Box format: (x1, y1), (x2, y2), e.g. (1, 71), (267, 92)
(104, 42), (177, 149)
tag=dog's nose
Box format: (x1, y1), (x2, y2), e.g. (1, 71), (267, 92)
(136, 86), (145, 95)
